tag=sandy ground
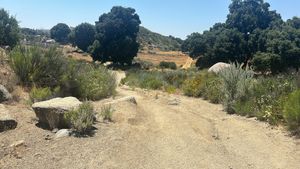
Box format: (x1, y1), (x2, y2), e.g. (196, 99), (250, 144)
(0, 72), (299, 169)
(138, 50), (192, 67)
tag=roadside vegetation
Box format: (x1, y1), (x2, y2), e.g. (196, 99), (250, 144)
(122, 64), (300, 134)
(9, 45), (116, 102)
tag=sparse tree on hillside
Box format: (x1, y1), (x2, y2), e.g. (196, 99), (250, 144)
(0, 9), (19, 48)
(73, 23), (95, 52)
(89, 6), (141, 65)
(50, 23), (71, 44)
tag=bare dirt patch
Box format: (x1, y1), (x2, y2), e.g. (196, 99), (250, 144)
(138, 50), (193, 67)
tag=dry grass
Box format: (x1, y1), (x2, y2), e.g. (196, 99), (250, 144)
(138, 50), (192, 68)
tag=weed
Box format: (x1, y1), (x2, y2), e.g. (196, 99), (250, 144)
(100, 104), (114, 122)
(64, 102), (95, 135)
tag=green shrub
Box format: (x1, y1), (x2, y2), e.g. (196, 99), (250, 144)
(182, 71), (220, 99)
(233, 99), (256, 117)
(135, 59), (154, 70)
(232, 75), (297, 124)
(141, 76), (163, 89)
(64, 102), (95, 134)
(100, 104), (114, 122)
(29, 87), (52, 103)
(283, 90), (300, 134)
(182, 72), (207, 97)
(122, 70), (163, 90)
(159, 61), (177, 70)
(9, 46), (66, 87)
(162, 70), (192, 88)
(201, 77), (223, 104)
(72, 64), (116, 101)
(252, 52), (282, 74)
(164, 85), (177, 94)
(219, 63), (254, 114)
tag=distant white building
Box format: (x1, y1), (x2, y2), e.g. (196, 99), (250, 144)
(45, 39), (56, 44)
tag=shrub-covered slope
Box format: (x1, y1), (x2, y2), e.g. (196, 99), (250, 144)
(137, 26), (183, 51)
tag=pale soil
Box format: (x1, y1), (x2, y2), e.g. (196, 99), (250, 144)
(0, 72), (299, 169)
(138, 50), (193, 67)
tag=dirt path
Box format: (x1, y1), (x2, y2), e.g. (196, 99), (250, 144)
(108, 87), (300, 169)
(0, 72), (299, 169)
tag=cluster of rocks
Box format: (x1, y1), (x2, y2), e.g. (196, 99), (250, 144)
(1, 79), (139, 138)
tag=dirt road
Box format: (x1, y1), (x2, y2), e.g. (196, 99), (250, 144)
(0, 72), (299, 169)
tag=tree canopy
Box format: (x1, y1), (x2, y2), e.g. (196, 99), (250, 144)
(50, 23), (71, 44)
(183, 0), (300, 73)
(0, 9), (19, 48)
(90, 6), (141, 65)
(72, 23), (95, 52)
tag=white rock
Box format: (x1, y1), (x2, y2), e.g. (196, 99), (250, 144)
(208, 62), (231, 74)
(0, 84), (12, 102)
(168, 98), (181, 105)
(0, 104), (17, 132)
(54, 129), (71, 139)
(9, 140), (25, 147)
(32, 97), (82, 129)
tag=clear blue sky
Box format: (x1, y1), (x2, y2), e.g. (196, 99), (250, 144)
(0, 0), (299, 39)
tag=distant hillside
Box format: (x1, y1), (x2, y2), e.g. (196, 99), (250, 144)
(21, 26), (183, 51)
(137, 26), (183, 51)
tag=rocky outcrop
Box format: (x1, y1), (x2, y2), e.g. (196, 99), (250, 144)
(0, 104), (17, 132)
(208, 62), (231, 74)
(32, 97), (82, 129)
(0, 84), (12, 102)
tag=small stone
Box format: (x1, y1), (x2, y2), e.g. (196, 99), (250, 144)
(34, 153), (42, 157)
(52, 128), (59, 133)
(44, 134), (51, 140)
(0, 104), (17, 132)
(9, 140), (25, 147)
(0, 84), (12, 102)
(168, 98), (180, 105)
(54, 129), (71, 139)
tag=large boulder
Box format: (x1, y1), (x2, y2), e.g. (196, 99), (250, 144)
(0, 84), (12, 102)
(32, 97), (82, 129)
(208, 62), (231, 74)
(0, 104), (17, 132)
